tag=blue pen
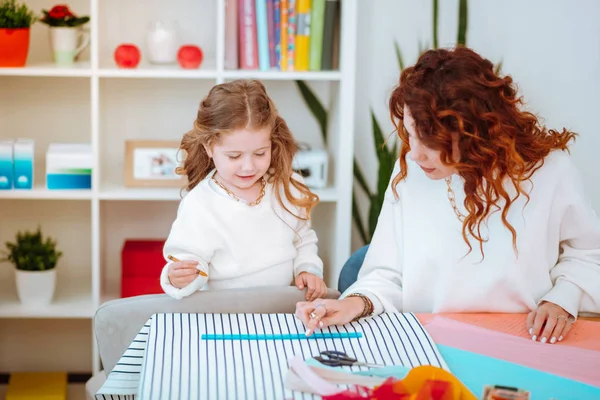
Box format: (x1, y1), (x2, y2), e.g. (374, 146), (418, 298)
(201, 332), (363, 340)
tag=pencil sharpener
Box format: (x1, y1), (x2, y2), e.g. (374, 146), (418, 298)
(293, 148), (328, 189)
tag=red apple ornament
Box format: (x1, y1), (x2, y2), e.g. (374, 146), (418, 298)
(114, 44), (141, 68)
(177, 45), (203, 69)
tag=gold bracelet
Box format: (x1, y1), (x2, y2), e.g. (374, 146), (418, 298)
(346, 293), (374, 322)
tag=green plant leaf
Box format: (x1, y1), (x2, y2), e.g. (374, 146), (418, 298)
(495, 59), (503, 75)
(371, 109), (386, 158)
(378, 149), (395, 203)
(418, 40), (426, 56)
(432, 0), (439, 49)
(457, 0), (468, 45)
(295, 80), (328, 143)
(368, 111), (398, 238)
(367, 194), (382, 240)
(352, 191), (369, 244)
(2, 226), (62, 271)
(394, 41), (405, 72)
(353, 159), (370, 197)
(0, 0), (36, 28)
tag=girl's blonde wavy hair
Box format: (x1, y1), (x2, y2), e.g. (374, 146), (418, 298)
(177, 79), (318, 220)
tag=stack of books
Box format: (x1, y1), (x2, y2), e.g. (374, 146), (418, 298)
(225, 0), (340, 71)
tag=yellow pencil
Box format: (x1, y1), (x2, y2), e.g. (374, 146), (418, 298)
(167, 255), (208, 277)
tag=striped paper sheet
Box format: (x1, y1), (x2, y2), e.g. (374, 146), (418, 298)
(96, 313), (447, 400)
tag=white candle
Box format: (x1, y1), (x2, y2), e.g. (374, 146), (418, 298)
(146, 20), (179, 64)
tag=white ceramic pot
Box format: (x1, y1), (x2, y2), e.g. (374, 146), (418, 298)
(15, 268), (56, 306)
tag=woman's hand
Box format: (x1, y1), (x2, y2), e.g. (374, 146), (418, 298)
(167, 260), (201, 289)
(295, 272), (328, 301)
(527, 301), (574, 344)
(295, 297), (365, 336)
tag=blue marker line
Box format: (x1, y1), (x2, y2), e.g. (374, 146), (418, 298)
(201, 332), (363, 340)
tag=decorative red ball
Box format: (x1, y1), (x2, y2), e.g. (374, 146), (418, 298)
(114, 44), (141, 68)
(177, 45), (203, 69)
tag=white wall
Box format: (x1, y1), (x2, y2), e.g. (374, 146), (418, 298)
(352, 0), (600, 250)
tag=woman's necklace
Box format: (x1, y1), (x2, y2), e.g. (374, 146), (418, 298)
(212, 173), (266, 206)
(445, 176), (466, 222)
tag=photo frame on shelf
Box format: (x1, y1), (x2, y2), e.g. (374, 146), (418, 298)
(124, 140), (185, 188)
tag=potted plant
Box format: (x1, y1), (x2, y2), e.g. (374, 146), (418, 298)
(1, 227), (63, 306)
(39, 4), (90, 65)
(0, 0), (36, 67)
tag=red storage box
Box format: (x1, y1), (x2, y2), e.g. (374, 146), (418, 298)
(121, 239), (166, 298)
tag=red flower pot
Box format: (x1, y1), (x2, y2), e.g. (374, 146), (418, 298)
(0, 28), (30, 67)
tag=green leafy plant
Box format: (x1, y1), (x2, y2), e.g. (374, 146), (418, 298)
(39, 4), (89, 27)
(1, 227), (63, 271)
(297, 0), (475, 244)
(0, 0), (36, 28)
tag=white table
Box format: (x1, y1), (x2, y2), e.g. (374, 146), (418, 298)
(96, 312), (447, 400)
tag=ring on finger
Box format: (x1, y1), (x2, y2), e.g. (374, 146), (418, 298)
(315, 303), (327, 312)
(309, 312), (321, 320)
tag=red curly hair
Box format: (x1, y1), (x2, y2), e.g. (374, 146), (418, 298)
(389, 46), (576, 255)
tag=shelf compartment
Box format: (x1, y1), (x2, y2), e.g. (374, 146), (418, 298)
(98, 0), (218, 71)
(0, 200), (92, 318)
(0, 76), (92, 189)
(99, 201), (178, 300)
(0, 319), (92, 372)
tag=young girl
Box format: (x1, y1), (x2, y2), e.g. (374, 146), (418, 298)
(160, 79), (327, 301)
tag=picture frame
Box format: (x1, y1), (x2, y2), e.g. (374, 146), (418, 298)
(124, 140), (186, 188)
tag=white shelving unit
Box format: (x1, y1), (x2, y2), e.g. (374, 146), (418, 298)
(0, 0), (358, 376)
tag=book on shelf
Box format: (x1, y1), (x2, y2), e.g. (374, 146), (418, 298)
(229, 0), (340, 71)
(239, 0), (259, 69)
(225, 0), (239, 69)
(308, 0), (325, 71)
(286, 0), (297, 71)
(256, 0), (270, 71)
(266, 0), (277, 68)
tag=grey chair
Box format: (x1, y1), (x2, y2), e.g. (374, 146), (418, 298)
(94, 286), (341, 376)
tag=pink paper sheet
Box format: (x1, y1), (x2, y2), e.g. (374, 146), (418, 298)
(424, 316), (600, 387)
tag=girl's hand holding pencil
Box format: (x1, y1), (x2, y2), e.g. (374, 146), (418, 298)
(167, 255), (208, 289)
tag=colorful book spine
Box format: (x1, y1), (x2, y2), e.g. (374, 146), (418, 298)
(255, 0), (270, 71)
(274, 0), (281, 69)
(266, 0), (277, 68)
(286, 0), (297, 71)
(321, 0), (338, 70)
(239, 0), (259, 69)
(294, 0), (311, 71)
(279, 0), (288, 70)
(308, 0), (325, 70)
(225, 0), (238, 69)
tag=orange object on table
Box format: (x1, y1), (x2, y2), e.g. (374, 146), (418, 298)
(323, 365), (476, 400)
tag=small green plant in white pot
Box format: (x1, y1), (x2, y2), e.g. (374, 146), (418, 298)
(1, 227), (63, 306)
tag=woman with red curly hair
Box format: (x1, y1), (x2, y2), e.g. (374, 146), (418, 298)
(297, 46), (600, 344)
